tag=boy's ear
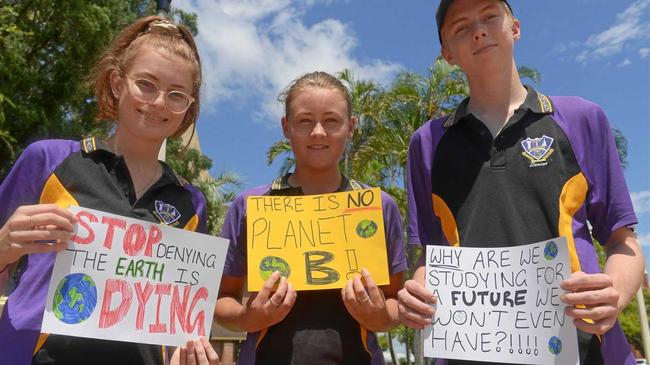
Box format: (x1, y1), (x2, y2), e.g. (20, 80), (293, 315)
(441, 46), (456, 66)
(110, 70), (123, 98)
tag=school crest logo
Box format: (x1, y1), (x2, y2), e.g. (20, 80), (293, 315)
(521, 135), (554, 167)
(153, 200), (181, 225)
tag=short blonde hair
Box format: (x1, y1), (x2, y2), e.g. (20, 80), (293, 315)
(279, 71), (352, 119)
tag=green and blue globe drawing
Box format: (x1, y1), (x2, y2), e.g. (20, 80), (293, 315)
(259, 256), (291, 281)
(548, 336), (562, 355)
(53, 273), (97, 324)
(544, 240), (559, 261)
(356, 220), (378, 238)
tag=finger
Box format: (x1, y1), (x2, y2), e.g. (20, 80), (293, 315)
(341, 290), (358, 317)
(7, 215), (34, 231)
(180, 346), (187, 365)
(12, 241), (67, 255)
(267, 276), (288, 308)
(398, 302), (434, 326)
(565, 305), (618, 321)
(362, 268), (383, 302)
(31, 212), (76, 231)
(398, 288), (435, 317)
(282, 282), (297, 307)
(402, 318), (426, 330)
(276, 282), (297, 318)
(257, 271), (280, 301)
(572, 317), (617, 336)
(193, 339), (208, 365)
(186, 340), (197, 365)
(8, 229), (73, 243)
(13, 205), (76, 229)
(561, 287), (618, 306)
(341, 280), (351, 303)
(352, 276), (370, 303)
(18, 203), (75, 216)
(200, 337), (220, 365)
(561, 272), (612, 292)
(404, 280), (436, 303)
(343, 279), (356, 304)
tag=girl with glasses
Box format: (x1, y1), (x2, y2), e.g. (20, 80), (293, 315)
(0, 16), (218, 365)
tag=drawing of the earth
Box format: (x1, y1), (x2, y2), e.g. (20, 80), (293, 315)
(544, 240), (559, 261)
(53, 273), (97, 324)
(548, 336), (562, 355)
(259, 256), (291, 280)
(356, 220), (378, 238)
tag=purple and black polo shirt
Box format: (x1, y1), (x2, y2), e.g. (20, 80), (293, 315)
(221, 174), (407, 365)
(0, 138), (207, 365)
(406, 86), (638, 365)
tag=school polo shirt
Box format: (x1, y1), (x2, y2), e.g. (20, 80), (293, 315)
(0, 138), (207, 365)
(222, 174), (407, 365)
(406, 86), (637, 365)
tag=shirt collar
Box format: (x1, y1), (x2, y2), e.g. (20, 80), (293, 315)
(79, 137), (189, 187)
(443, 85), (554, 128)
(270, 173), (351, 194)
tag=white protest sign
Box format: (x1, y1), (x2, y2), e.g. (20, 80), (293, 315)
(424, 237), (578, 365)
(41, 206), (228, 347)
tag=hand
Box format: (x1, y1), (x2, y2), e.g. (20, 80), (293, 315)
(172, 337), (219, 365)
(397, 279), (436, 329)
(0, 204), (75, 268)
(240, 271), (296, 332)
(561, 271), (620, 335)
(341, 268), (391, 331)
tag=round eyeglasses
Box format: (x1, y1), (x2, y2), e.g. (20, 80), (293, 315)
(125, 75), (195, 114)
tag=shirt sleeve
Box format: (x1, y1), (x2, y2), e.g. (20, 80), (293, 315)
(220, 192), (248, 277)
(186, 184), (209, 234)
(0, 140), (75, 226)
(380, 191), (407, 274)
(580, 104), (637, 245)
(406, 126), (443, 246)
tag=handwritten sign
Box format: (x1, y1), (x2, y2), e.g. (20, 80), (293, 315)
(41, 207), (229, 347)
(246, 188), (389, 291)
(424, 237), (578, 365)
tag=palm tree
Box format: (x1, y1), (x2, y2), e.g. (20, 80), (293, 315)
(166, 138), (242, 235)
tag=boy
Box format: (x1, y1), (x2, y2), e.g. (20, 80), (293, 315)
(397, 1), (644, 364)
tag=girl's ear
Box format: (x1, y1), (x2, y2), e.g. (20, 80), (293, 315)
(110, 70), (123, 98)
(512, 18), (521, 40)
(281, 116), (290, 139)
(347, 116), (356, 139)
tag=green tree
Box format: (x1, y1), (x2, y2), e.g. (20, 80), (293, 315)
(165, 138), (241, 235)
(0, 0), (196, 179)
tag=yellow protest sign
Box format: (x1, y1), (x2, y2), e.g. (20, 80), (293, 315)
(246, 188), (389, 291)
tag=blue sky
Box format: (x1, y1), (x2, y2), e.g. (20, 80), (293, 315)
(174, 0), (650, 271)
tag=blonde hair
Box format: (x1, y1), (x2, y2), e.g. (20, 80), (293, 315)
(87, 15), (202, 138)
(279, 71), (352, 119)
